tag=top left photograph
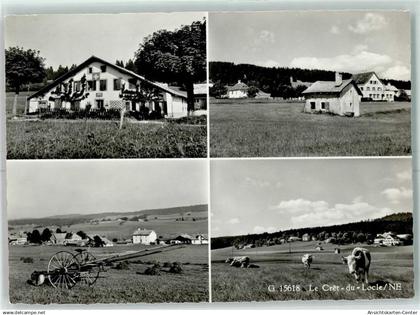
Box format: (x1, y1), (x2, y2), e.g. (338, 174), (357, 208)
(5, 13), (207, 159)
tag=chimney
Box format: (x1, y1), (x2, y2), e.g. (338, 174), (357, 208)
(335, 72), (342, 86)
(238, 80), (241, 84)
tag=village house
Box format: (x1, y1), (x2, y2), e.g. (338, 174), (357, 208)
(302, 233), (311, 242)
(302, 72), (362, 117)
(191, 234), (209, 245)
(374, 232), (401, 246)
(51, 232), (68, 245)
(288, 236), (302, 242)
(352, 71), (398, 102)
(226, 80), (249, 98)
(132, 228), (157, 245)
(27, 55), (192, 118)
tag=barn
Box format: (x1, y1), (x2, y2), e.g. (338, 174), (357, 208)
(302, 73), (362, 117)
(27, 55), (190, 118)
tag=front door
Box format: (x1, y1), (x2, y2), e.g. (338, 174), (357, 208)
(96, 99), (104, 110)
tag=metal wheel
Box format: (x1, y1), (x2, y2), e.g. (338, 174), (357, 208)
(75, 251), (101, 286)
(47, 251), (80, 289)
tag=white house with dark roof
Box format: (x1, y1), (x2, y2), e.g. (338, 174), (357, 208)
(226, 80), (249, 98)
(27, 56), (190, 118)
(302, 72), (362, 117)
(352, 71), (397, 102)
(132, 228), (157, 245)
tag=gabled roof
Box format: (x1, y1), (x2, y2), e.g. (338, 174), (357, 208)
(302, 79), (363, 96)
(28, 55), (187, 100)
(352, 72), (382, 85)
(133, 228), (155, 236)
(227, 81), (249, 91)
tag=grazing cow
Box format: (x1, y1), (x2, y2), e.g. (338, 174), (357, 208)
(334, 248), (341, 254)
(342, 247), (371, 284)
(301, 254), (313, 269)
(229, 256), (250, 267)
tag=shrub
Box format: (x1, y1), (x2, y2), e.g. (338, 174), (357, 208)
(162, 262), (172, 268)
(169, 262), (183, 274)
(21, 257), (34, 263)
(113, 261), (130, 270)
(144, 264), (161, 276)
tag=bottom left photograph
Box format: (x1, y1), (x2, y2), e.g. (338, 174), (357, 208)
(7, 159), (209, 304)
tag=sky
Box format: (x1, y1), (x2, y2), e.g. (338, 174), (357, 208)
(7, 159), (208, 220)
(211, 158), (412, 237)
(5, 12), (205, 69)
(209, 11), (411, 80)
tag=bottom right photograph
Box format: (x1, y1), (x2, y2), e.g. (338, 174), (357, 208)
(210, 158), (413, 302)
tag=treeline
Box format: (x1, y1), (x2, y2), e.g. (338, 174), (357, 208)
(209, 61), (352, 97)
(381, 79), (411, 90)
(209, 61), (411, 97)
(211, 212), (412, 250)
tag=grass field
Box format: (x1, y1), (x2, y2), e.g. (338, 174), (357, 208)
(5, 92), (207, 159)
(210, 99), (411, 157)
(7, 120), (207, 159)
(9, 244), (209, 304)
(211, 241), (413, 302)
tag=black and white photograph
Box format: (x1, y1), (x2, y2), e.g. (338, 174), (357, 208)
(209, 11), (411, 157)
(210, 158), (414, 302)
(7, 159), (209, 304)
(5, 12), (207, 159)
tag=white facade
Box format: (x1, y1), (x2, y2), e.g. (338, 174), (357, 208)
(28, 56), (189, 118)
(228, 90), (247, 98)
(132, 229), (157, 245)
(191, 234), (208, 245)
(354, 72), (397, 102)
(304, 84), (361, 117)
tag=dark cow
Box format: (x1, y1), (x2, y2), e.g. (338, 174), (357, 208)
(301, 254), (313, 269)
(342, 247), (371, 283)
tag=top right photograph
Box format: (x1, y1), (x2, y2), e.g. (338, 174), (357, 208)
(209, 11), (411, 157)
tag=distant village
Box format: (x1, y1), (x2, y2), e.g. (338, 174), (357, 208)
(232, 230), (412, 251)
(213, 70), (411, 103)
(8, 214), (208, 247)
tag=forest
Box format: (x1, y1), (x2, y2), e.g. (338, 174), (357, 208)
(211, 212), (413, 250)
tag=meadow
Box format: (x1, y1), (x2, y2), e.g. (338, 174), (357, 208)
(211, 241), (414, 302)
(9, 243), (209, 304)
(5, 92), (207, 159)
(210, 99), (411, 157)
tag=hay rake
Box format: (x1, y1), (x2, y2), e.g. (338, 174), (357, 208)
(30, 244), (184, 289)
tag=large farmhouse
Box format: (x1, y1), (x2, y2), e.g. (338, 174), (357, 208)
(302, 73), (363, 117)
(27, 56), (191, 118)
(352, 71), (398, 102)
(132, 228), (157, 245)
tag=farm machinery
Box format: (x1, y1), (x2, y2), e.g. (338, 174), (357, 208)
(30, 244), (184, 289)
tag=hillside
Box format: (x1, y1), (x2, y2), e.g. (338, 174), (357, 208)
(8, 204), (207, 227)
(211, 212), (412, 249)
(209, 61), (411, 96)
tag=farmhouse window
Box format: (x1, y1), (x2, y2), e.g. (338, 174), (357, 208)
(321, 102), (326, 109)
(74, 81), (81, 92)
(372, 87), (375, 91)
(100, 79), (107, 91)
(366, 87), (370, 91)
(100, 65), (107, 73)
(310, 102), (316, 110)
(88, 67), (93, 73)
(88, 80), (96, 91)
(113, 78), (122, 90)
(360, 87), (363, 90)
